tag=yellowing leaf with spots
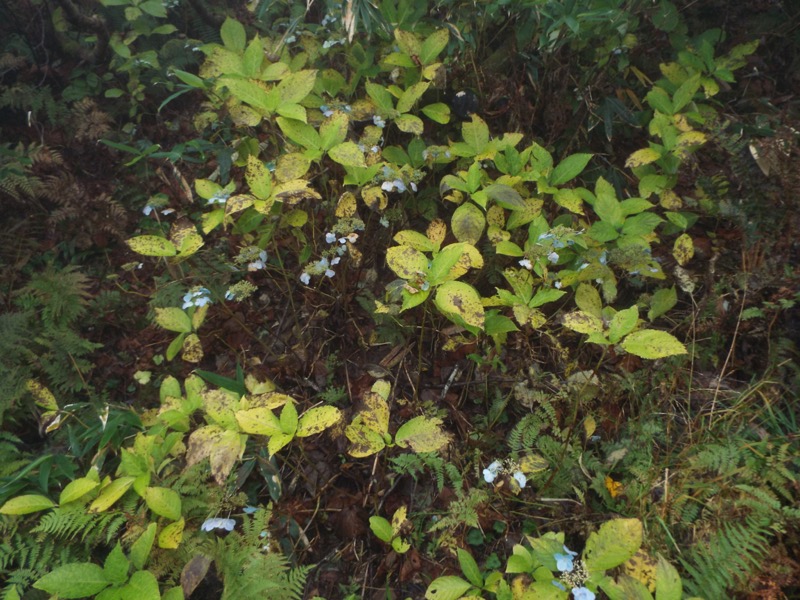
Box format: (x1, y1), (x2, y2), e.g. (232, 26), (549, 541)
(127, 236), (177, 257)
(394, 114), (424, 135)
(361, 186), (387, 211)
(244, 392), (293, 410)
(621, 549), (657, 593)
(621, 329), (687, 359)
(275, 153), (311, 182)
(155, 308), (192, 333)
(296, 406), (342, 437)
(246, 155), (272, 200)
(158, 517), (184, 549)
(345, 415), (387, 457)
(186, 425), (245, 486)
(335, 191), (358, 217)
(181, 334), (203, 363)
(584, 518), (643, 572)
(625, 147), (662, 168)
(386, 245), (429, 280)
(25, 379), (58, 411)
(328, 142), (367, 168)
(562, 310), (604, 334)
(673, 233), (694, 266)
(434, 281), (485, 330)
(426, 219), (447, 248)
(451, 202), (485, 245)
(273, 179), (322, 205)
(659, 189), (682, 210)
(235, 407), (282, 436)
(394, 230), (436, 252)
(225, 194), (255, 217)
(320, 112), (350, 150)
(395, 416), (450, 453)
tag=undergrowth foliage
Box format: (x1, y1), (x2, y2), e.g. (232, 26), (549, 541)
(0, 0), (799, 598)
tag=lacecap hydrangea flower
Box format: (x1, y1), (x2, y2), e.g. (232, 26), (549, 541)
(572, 587), (595, 600)
(201, 517), (235, 532)
(182, 287), (212, 309)
(554, 545), (578, 572)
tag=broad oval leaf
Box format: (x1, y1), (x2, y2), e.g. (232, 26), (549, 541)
(246, 155), (272, 200)
(620, 329), (687, 359)
(89, 477), (136, 513)
(33, 563), (109, 599)
(425, 576), (472, 600)
(129, 522), (157, 570)
(119, 570), (160, 600)
(144, 486), (182, 521)
(328, 142), (367, 168)
(562, 310), (604, 334)
(127, 235), (177, 257)
(158, 517), (185, 549)
(551, 152), (592, 186)
(0, 494), (55, 515)
(451, 202), (485, 245)
(155, 308), (192, 333)
(236, 407), (282, 436)
(434, 281), (485, 330)
(394, 113), (424, 135)
(395, 416), (450, 453)
(673, 233), (694, 266)
(386, 245), (429, 280)
(584, 518), (642, 572)
(59, 478), (99, 505)
(296, 406), (342, 437)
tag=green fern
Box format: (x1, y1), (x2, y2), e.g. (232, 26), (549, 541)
(681, 520), (770, 597)
(32, 505), (127, 546)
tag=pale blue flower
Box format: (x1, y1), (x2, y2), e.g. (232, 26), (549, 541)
(373, 115), (386, 128)
(300, 272), (311, 285)
(225, 290), (235, 301)
(512, 471), (527, 489)
(552, 580), (567, 592)
(324, 269), (335, 278)
(201, 517), (235, 532)
(483, 460), (502, 483)
(519, 259), (533, 269)
(325, 232), (337, 243)
(243, 506), (258, 514)
(548, 251), (559, 263)
(554, 281), (562, 289)
(182, 287), (212, 309)
(248, 250), (268, 271)
(142, 205), (155, 216)
(555, 546), (578, 572)
(208, 191), (230, 205)
(572, 587), (595, 600)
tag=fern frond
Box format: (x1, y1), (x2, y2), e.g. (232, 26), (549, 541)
(681, 520), (770, 597)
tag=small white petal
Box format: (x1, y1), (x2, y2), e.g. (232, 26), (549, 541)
(201, 517), (236, 532)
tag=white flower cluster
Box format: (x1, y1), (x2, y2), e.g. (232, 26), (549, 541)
(182, 287), (212, 309)
(483, 460), (526, 489)
(551, 546), (594, 599)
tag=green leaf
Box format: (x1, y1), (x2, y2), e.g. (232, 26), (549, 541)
(139, 0), (166, 17)
(219, 78), (272, 113)
(144, 487), (182, 521)
(575, 283), (602, 319)
(594, 178), (623, 227)
(127, 236), (177, 257)
(608, 306), (639, 344)
(451, 202), (485, 245)
(396, 82), (430, 113)
(655, 554), (682, 600)
(622, 212), (662, 237)
(550, 153), (592, 186)
(365, 82), (395, 113)
(425, 576), (472, 600)
(420, 29), (449, 65)
(457, 548), (483, 588)
(119, 570), (160, 600)
(394, 29), (421, 60)
(103, 543), (130, 586)
(245, 155), (273, 200)
(276, 102), (307, 122)
(267, 432), (294, 456)
(277, 70), (317, 105)
(369, 516), (393, 543)
(0, 494), (55, 515)
(166, 333), (187, 362)
(395, 416), (450, 453)
(584, 518), (642, 573)
(59, 478), (99, 505)
(319, 112), (350, 150)
(421, 102), (451, 124)
(435, 281), (485, 329)
(154, 308), (192, 333)
(296, 406), (342, 437)
(220, 17), (246, 52)
(462, 115), (489, 154)
(279, 401), (298, 435)
(345, 418), (387, 457)
(484, 183), (525, 210)
(328, 142), (367, 168)
(89, 477), (136, 513)
(645, 87), (674, 115)
(34, 563), (110, 599)
(621, 330), (687, 359)
(277, 117), (321, 150)
(648, 287), (677, 321)
(129, 522), (157, 570)
(236, 407), (282, 436)
(672, 73), (701, 112)
(554, 188), (585, 214)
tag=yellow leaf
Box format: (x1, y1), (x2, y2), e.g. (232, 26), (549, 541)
(25, 379), (58, 411)
(345, 417), (387, 457)
(225, 194), (255, 217)
(335, 191), (358, 217)
(625, 148), (662, 168)
(584, 415), (597, 440)
(158, 517), (185, 549)
(360, 186), (387, 212)
(275, 152), (311, 182)
(235, 407), (282, 436)
(658, 189), (682, 210)
(186, 425), (245, 486)
(246, 155), (272, 200)
(181, 333), (203, 363)
(434, 281), (485, 329)
(273, 179), (322, 205)
(89, 477), (136, 512)
(386, 245), (429, 280)
(359, 391), (390, 435)
(426, 219), (447, 248)
(621, 549), (658, 592)
(296, 406), (342, 437)
(673, 233), (694, 266)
